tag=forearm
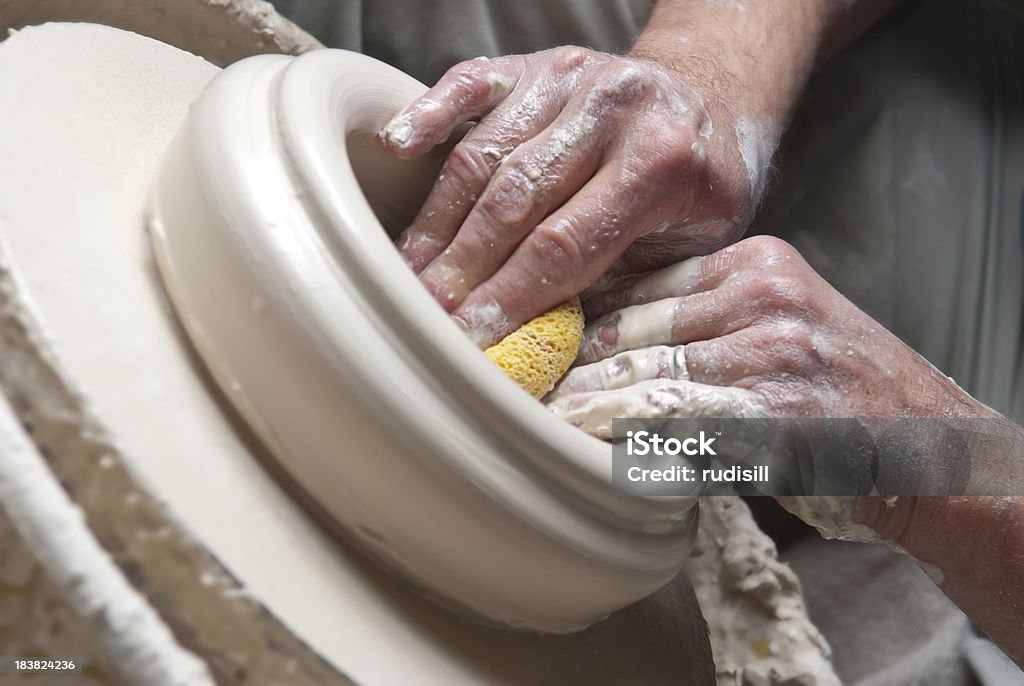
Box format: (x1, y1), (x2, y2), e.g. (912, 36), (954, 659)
(868, 495), (1024, 667)
(784, 418), (1024, 668)
(631, 0), (902, 132)
(863, 393), (1024, 666)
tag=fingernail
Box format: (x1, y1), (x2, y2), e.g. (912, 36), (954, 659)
(382, 111), (414, 147)
(576, 315), (620, 363)
(597, 316), (620, 347)
(397, 229), (442, 272)
(453, 299), (509, 348)
(452, 313), (496, 348)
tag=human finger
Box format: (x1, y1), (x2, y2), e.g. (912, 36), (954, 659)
(394, 113), (554, 272)
(416, 95), (616, 307)
(581, 231), (792, 320)
(575, 283), (761, 366)
(581, 257), (706, 319)
(545, 378), (762, 439)
(546, 346), (690, 401)
(449, 163), (640, 347)
(395, 54), (599, 271)
(380, 56), (524, 158)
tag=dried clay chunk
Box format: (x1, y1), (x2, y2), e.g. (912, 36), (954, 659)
(485, 297), (584, 399)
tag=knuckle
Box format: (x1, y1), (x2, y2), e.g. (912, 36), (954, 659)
(683, 340), (725, 384)
(446, 56), (492, 80)
(777, 330), (821, 371)
(763, 273), (811, 312)
(442, 58), (500, 104)
(529, 220), (589, 276)
(732, 238), (824, 317)
(589, 61), (655, 108)
(739, 235), (801, 266)
(739, 271), (808, 316)
(638, 125), (696, 179)
(478, 167), (538, 226)
(443, 142), (497, 187)
(779, 326), (815, 355)
(749, 322), (816, 371)
(550, 45), (593, 73)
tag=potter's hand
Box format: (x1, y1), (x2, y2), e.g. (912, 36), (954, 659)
(380, 46), (759, 346)
(379, 0), (906, 346)
(547, 236), (986, 427)
(376, 0), (904, 346)
(548, 236), (1024, 668)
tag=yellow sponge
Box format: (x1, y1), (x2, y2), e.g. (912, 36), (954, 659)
(485, 297), (584, 398)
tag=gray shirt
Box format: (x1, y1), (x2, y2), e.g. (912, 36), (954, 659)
(271, 0), (651, 83)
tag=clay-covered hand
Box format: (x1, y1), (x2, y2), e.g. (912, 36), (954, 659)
(380, 47), (767, 347)
(547, 236), (1024, 667)
(546, 235), (992, 432)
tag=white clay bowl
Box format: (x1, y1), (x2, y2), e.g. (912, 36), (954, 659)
(147, 49), (701, 632)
